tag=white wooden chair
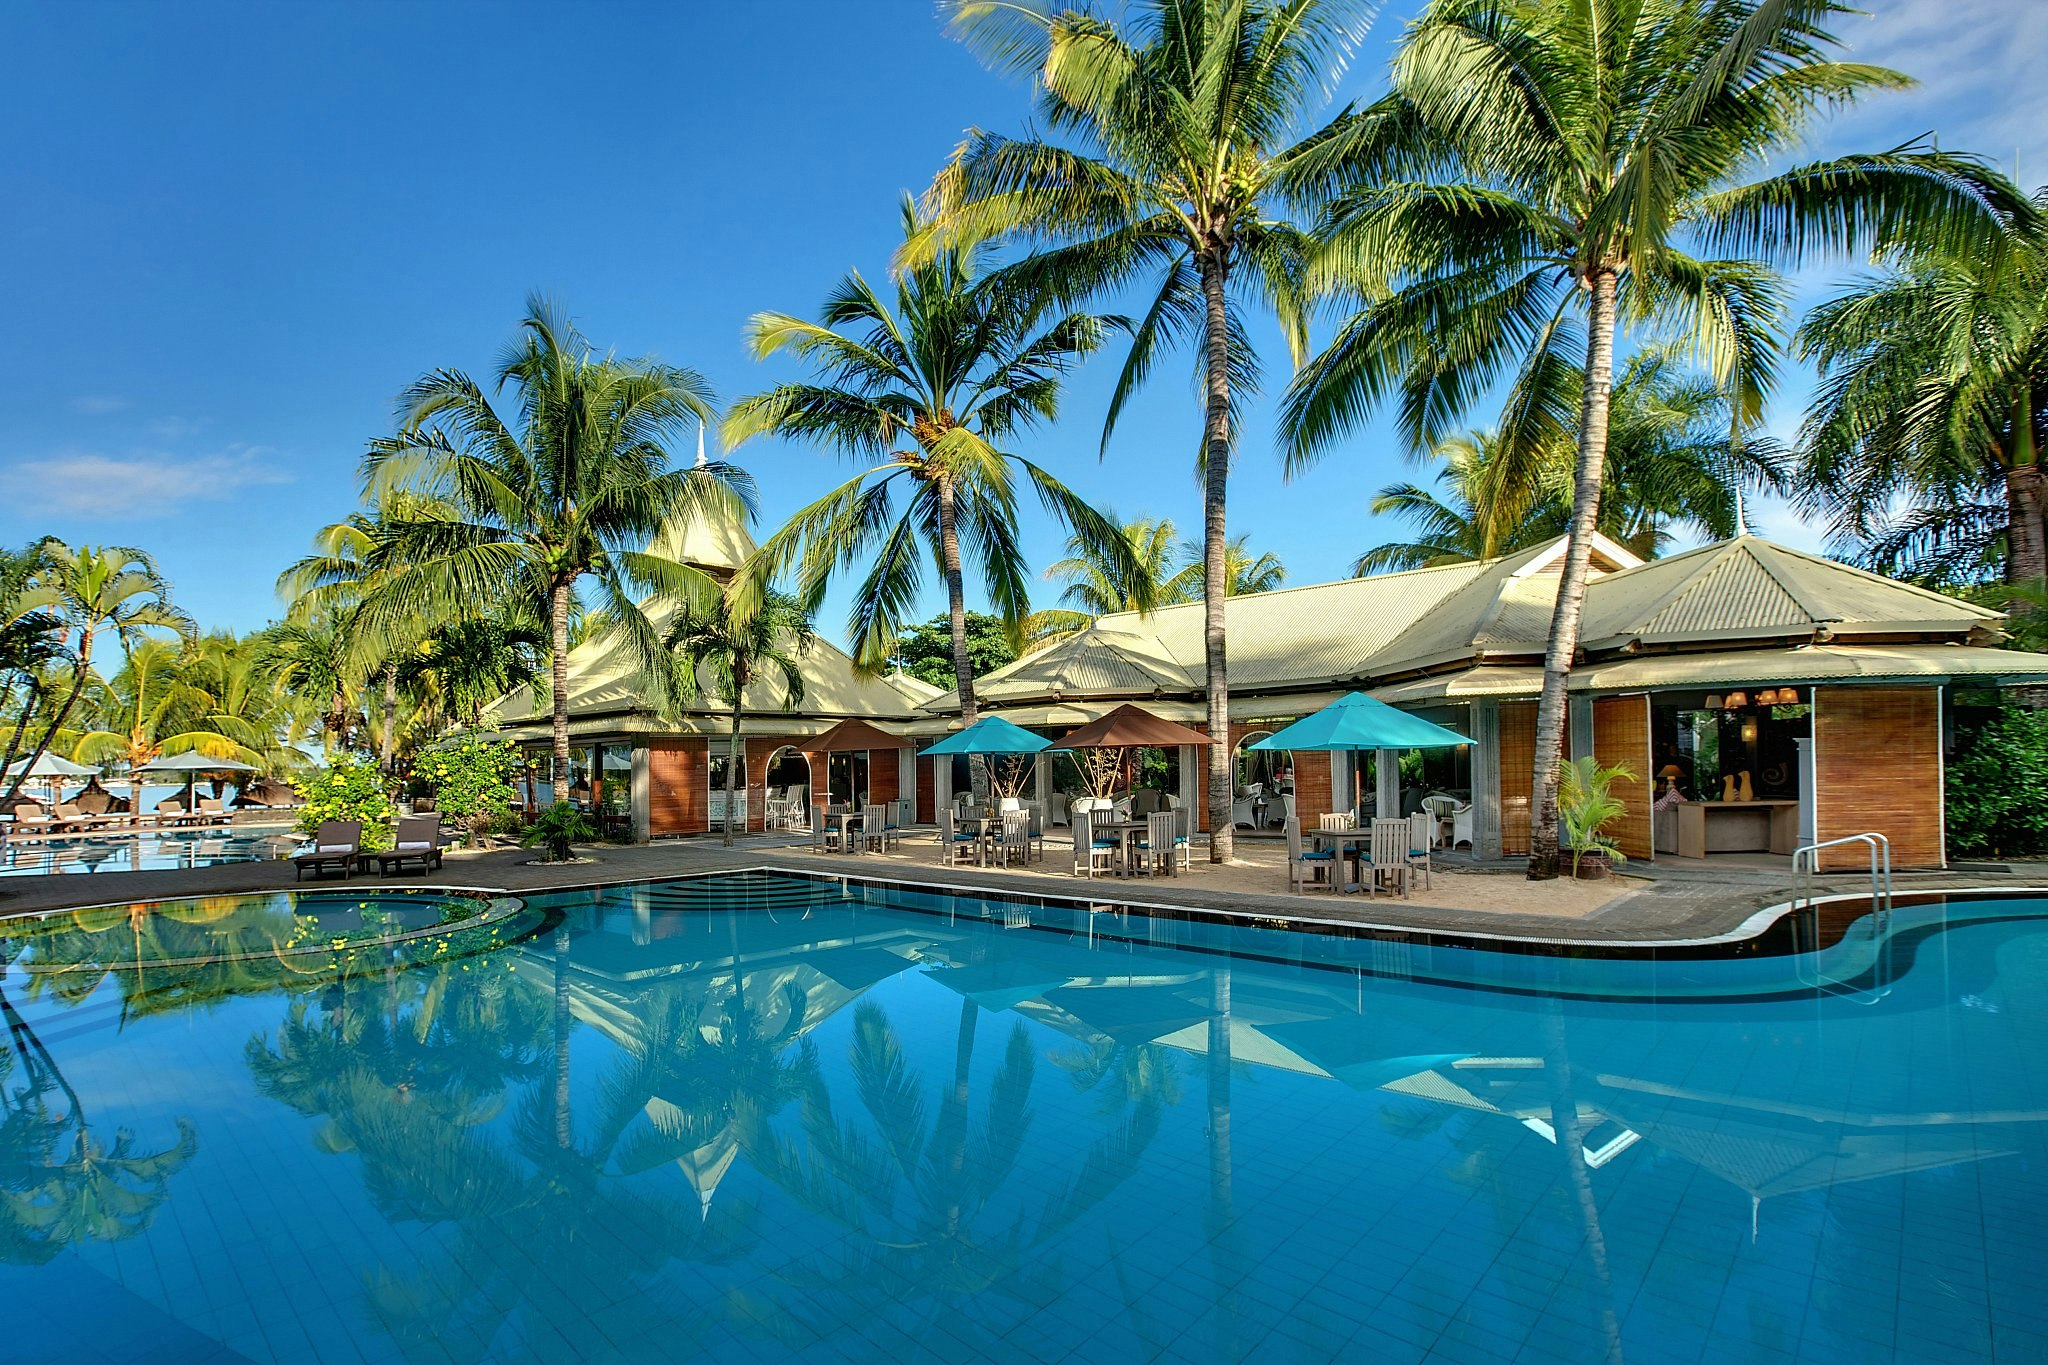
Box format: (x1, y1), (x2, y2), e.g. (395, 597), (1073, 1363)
(1135, 810), (1177, 877)
(936, 809), (978, 865)
(1408, 810), (1434, 890)
(811, 804), (840, 854)
(1284, 817), (1338, 893)
(1367, 818), (1410, 898)
(992, 809), (1031, 868)
(1318, 812), (1351, 832)
(1073, 809), (1119, 878)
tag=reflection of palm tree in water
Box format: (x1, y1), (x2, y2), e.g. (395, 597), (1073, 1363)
(740, 994), (1166, 1352)
(0, 975), (197, 1264)
(1542, 1004), (1625, 1365)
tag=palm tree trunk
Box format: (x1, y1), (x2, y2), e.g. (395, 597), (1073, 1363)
(724, 689), (745, 848)
(378, 660), (397, 778)
(1529, 268), (1619, 880)
(2005, 385), (2046, 597)
(0, 677), (42, 801)
(936, 476), (987, 803)
(549, 580), (573, 805)
(1199, 252), (1234, 863)
(9, 635), (93, 804)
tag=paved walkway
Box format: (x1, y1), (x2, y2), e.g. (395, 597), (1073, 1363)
(4, 829), (2040, 945)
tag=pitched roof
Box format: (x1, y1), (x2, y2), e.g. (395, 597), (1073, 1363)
(1576, 536), (2000, 650)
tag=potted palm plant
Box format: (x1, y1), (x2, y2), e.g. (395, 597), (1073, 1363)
(1559, 757), (1637, 879)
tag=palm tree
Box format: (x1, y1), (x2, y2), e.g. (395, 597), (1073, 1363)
(71, 637), (265, 812)
(664, 586), (814, 847)
(277, 495), (450, 777)
(1357, 348), (1784, 572)
(917, 0), (1368, 859)
(725, 200), (1131, 755)
(257, 615), (360, 758)
(399, 617), (547, 730)
(1356, 433), (1562, 574)
(1796, 191), (2048, 598)
(0, 543), (71, 792)
(1185, 535), (1288, 598)
(1282, 0), (2023, 876)
(5, 542), (191, 803)
(1028, 512), (1187, 644)
(363, 296), (751, 803)
(179, 631), (307, 779)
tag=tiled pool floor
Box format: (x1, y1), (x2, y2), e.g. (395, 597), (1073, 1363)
(2, 872), (2043, 1363)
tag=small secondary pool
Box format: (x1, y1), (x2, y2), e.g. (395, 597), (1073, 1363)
(1, 874), (2041, 1363)
(0, 826), (293, 877)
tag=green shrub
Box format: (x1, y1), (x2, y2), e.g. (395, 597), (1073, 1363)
(412, 734), (518, 843)
(1946, 704), (2048, 858)
(521, 802), (596, 862)
(295, 759), (398, 851)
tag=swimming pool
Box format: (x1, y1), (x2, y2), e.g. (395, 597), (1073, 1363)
(1, 873), (2040, 1363)
(0, 826), (292, 877)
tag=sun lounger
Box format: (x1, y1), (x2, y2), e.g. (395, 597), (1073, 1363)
(374, 814), (444, 876)
(293, 821), (363, 880)
(196, 797), (233, 827)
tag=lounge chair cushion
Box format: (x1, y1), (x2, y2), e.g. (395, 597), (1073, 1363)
(393, 841), (434, 852)
(314, 844), (355, 854)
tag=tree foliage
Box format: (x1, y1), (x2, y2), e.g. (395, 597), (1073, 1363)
(1945, 705), (2048, 858)
(892, 612), (1017, 691)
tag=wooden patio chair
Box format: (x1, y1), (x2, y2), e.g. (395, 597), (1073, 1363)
(1285, 817), (1338, 893)
(293, 821), (363, 881)
(375, 813), (444, 876)
(1073, 809), (1119, 878)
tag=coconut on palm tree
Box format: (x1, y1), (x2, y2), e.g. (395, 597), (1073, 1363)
(665, 585), (814, 847)
(916, 0), (1368, 858)
(1283, 0), (2025, 876)
(362, 296), (753, 803)
(1797, 189), (2048, 596)
(5, 542), (192, 803)
(725, 200), (1134, 765)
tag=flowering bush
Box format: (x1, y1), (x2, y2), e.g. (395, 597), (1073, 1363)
(412, 734), (518, 844)
(295, 759), (397, 851)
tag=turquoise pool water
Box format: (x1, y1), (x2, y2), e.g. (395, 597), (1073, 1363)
(1, 873), (2041, 1364)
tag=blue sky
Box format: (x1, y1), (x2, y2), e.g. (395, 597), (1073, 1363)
(3, 0), (2042, 646)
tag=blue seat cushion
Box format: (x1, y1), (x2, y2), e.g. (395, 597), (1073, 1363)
(1299, 850), (1335, 861)
(1091, 840), (1119, 849)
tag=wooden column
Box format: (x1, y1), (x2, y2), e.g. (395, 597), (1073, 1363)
(630, 745), (651, 844)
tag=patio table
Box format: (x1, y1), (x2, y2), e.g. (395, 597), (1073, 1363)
(1094, 820), (1154, 877)
(833, 810), (866, 853)
(1310, 826), (1373, 893)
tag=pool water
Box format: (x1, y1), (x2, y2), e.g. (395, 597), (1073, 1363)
(0, 826), (291, 877)
(1, 873), (2042, 1364)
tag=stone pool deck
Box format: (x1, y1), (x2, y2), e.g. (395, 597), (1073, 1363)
(3, 828), (2041, 945)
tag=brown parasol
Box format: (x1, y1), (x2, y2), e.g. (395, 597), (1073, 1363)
(1055, 704), (1211, 800)
(806, 718), (913, 752)
(1055, 704), (1209, 750)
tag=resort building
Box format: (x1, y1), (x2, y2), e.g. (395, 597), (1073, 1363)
(505, 518), (2048, 868)
(484, 517), (940, 841)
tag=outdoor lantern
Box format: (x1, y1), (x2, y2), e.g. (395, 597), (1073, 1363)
(1703, 694), (1723, 710)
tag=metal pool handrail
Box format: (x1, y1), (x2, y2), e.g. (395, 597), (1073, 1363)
(1793, 832), (1892, 920)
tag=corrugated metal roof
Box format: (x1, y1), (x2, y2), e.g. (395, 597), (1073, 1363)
(1577, 537), (1999, 650)
(977, 627), (1196, 703)
(1575, 643), (2048, 690)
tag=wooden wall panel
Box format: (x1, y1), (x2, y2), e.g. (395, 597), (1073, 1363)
(869, 750), (901, 806)
(1498, 701), (1537, 856)
(1814, 687), (1944, 869)
(916, 755), (936, 824)
(1589, 695), (1653, 861)
(647, 739), (707, 836)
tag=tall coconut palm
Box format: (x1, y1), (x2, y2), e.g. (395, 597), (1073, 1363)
(5, 542), (191, 803)
(1796, 191), (2048, 597)
(363, 297), (752, 803)
(725, 201), (1133, 756)
(665, 586), (814, 847)
(1028, 512), (1187, 644)
(916, 0), (1369, 859)
(1282, 0), (2024, 876)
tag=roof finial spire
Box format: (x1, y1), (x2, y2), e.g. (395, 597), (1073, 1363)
(695, 420), (708, 469)
(1735, 486), (1750, 538)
